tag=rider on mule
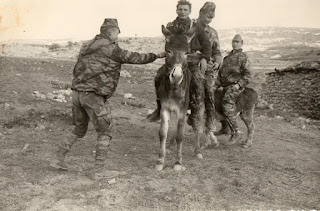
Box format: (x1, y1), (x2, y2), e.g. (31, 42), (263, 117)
(147, 0), (216, 129)
(213, 34), (252, 144)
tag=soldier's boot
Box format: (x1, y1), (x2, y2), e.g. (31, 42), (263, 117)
(186, 110), (196, 127)
(214, 120), (231, 136)
(225, 117), (240, 145)
(90, 136), (119, 181)
(147, 99), (161, 122)
(50, 134), (78, 170)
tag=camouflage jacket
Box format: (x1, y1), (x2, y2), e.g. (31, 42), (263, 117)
(196, 19), (222, 65)
(216, 49), (252, 88)
(72, 35), (157, 97)
(166, 17), (212, 62)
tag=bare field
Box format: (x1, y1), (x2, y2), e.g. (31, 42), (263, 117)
(0, 54), (319, 210)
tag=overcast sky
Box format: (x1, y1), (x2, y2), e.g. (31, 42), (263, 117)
(0, 0), (319, 41)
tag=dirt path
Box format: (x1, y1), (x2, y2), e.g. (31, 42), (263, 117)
(0, 56), (319, 210)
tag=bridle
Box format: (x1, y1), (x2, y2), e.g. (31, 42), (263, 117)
(168, 64), (184, 86)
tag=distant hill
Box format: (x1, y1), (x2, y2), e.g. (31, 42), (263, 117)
(0, 27), (319, 60)
(218, 27), (320, 51)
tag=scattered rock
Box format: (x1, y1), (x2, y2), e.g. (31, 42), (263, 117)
(271, 54), (282, 59)
(269, 104), (274, 110)
(36, 125), (46, 130)
(4, 103), (10, 110)
(107, 178), (116, 184)
(21, 144), (30, 155)
(46, 93), (54, 100)
(124, 93), (133, 99)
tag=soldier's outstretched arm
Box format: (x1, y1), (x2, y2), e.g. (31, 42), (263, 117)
(110, 47), (158, 64)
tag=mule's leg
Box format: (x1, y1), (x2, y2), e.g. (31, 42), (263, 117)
(173, 111), (186, 170)
(166, 132), (176, 154)
(203, 129), (219, 149)
(240, 107), (255, 148)
(203, 74), (220, 149)
(192, 104), (205, 159)
(155, 109), (170, 171)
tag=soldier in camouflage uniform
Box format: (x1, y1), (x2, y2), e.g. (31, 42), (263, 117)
(213, 34), (252, 144)
(189, 1), (222, 133)
(50, 19), (165, 180)
(147, 0), (212, 123)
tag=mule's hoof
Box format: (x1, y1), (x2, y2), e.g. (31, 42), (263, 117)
(200, 145), (207, 150)
(212, 141), (220, 148)
(242, 143), (251, 149)
(155, 164), (164, 171)
(173, 164), (183, 171)
(196, 153), (203, 159)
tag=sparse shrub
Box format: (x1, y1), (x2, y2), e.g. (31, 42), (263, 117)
(67, 41), (73, 49)
(49, 43), (61, 51)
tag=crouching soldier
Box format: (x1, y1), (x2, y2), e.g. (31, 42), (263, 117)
(213, 34), (252, 144)
(50, 18), (165, 180)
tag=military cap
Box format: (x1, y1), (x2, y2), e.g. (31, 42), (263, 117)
(100, 18), (120, 33)
(232, 34), (243, 41)
(200, 2), (216, 16)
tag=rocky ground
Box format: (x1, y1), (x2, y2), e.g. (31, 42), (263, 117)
(0, 48), (319, 210)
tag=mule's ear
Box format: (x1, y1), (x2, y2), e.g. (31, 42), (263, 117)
(185, 24), (196, 43)
(162, 25), (171, 42)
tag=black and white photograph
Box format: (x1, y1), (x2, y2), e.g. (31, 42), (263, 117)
(0, 0), (319, 210)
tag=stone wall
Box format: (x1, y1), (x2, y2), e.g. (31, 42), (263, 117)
(262, 61), (320, 120)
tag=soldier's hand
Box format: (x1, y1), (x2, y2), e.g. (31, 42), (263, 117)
(199, 58), (207, 72)
(233, 83), (240, 90)
(212, 62), (220, 71)
(156, 52), (166, 59)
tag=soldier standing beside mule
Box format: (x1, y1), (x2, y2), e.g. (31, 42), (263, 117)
(213, 34), (252, 144)
(50, 18), (165, 180)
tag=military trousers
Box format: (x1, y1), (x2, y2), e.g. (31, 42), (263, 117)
(222, 86), (242, 132)
(72, 90), (112, 139)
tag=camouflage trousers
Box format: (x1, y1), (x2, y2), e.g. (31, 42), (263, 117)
(222, 86), (242, 133)
(71, 90), (112, 165)
(154, 62), (216, 131)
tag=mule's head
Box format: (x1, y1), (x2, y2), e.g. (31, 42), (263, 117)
(162, 25), (195, 86)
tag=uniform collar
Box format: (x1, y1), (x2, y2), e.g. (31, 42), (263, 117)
(96, 34), (116, 44)
(175, 17), (191, 23)
(231, 49), (243, 54)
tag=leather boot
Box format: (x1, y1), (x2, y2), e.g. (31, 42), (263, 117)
(225, 119), (240, 145)
(50, 134), (78, 170)
(147, 99), (161, 122)
(214, 120), (231, 136)
(90, 136), (119, 181)
(227, 130), (240, 145)
(187, 111), (195, 127)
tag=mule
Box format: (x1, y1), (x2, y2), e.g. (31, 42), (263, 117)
(155, 25), (217, 171)
(204, 87), (258, 148)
